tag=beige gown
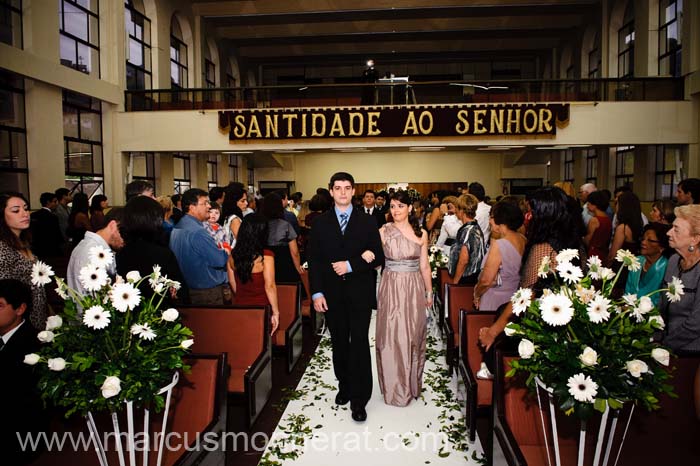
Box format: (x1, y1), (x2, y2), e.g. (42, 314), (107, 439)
(376, 223), (427, 406)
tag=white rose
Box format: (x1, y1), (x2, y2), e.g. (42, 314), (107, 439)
(649, 315), (665, 330)
(47, 357), (66, 371)
(24, 353), (41, 365)
(46, 315), (63, 330)
(638, 296), (654, 314)
(651, 348), (670, 366)
(626, 359), (649, 378)
(518, 339), (536, 359)
(101, 376), (122, 399)
(37, 330), (55, 343)
(579, 347), (598, 367)
(162, 308), (179, 322)
(181, 339), (194, 349)
(126, 271), (142, 282)
(504, 323), (517, 336)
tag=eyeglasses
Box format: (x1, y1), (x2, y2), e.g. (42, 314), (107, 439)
(197, 200), (211, 206)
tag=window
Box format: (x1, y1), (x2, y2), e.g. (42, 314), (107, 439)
(226, 74), (236, 88)
(588, 32), (601, 78)
(207, 154), (218, 189)
(0, 70), (28, 198)
(659, 0), (682, 77)
(228, 154), (239, 182)
(618, 3), (635, 78)
(247, 166), (254, 187)
(654, 145), (679, 200)
(63, 90), (103, 195)
(563, 150), (575, 183)
(130, 152), (156, 193)
(59, 0), (100, 77)
(170, 18), (187, 88)
(585, 149), (597, 185)
(614, 146), (635, 189)
(173, 153), (191, 194)
(0, 0), (22, 48)
(204, 59), (215, 88)
(125, 0), (151, 90)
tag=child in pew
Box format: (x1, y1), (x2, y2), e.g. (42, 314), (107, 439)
(228, 213), (280, 334)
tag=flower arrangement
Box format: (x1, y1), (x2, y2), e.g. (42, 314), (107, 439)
(404, 187), (422, 203)
(428, 245), (450, 289)
(506, 249), (682, 419)
(26, 247), (194, 417)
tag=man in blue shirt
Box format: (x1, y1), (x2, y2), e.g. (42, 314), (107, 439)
(170, 189), (230, 305)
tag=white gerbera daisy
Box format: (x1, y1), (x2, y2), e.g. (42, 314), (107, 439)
(79, 265), (109, 292)
(556, 262), (584, 284)
(152, 264), (162, 280)
(429, 246), (438, 254)
(586, 295), (611, 323)
(83, 305), (111, 330)
(540, 292), (574, 326)
(615, 249), (641, 271)
(556, 248), (579, 265)
(666, 276), (684, 303)
(31, 261), (55, 286)
(622, 294), (638, 307)
(88, 245), (114, 269)
(111, 283), (141, 312)
(511, 288), (533, 316)
(431, 270), (437, 279)
(54, 277), (69, 300)
(586, 256), (603, 280)
(599, 267), (616, 280)
(130, 323), (156, 340)
(567, 373), (598, 403)
(575, 285), (596, 304)
(126, 271), (141, 282)
(537, 256), (551, 278)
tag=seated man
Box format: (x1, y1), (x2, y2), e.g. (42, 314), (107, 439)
(0, 279), (47, 465)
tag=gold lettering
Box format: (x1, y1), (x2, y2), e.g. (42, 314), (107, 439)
(367, 112), (381, 136)
(490, 109), (504, 133)
(348, 113), (364, 136)
(403, 111), (419, 135)
(311, 114), (326, 137)
(301, 113), (307, 137)
(418, 111), (433, 134)
(455, 110), (470, 134)
(506, 109), (521, 133)
(329, 113), (346, 137)
(282, 114), (297, 137)
(233, 114), (246, 138)
(265, 114), (279, 138)
(538, 108), (553, 133)
(246, 115), (262, 138)
(523, 109), (538, 133)
(473, 109), (488, 134)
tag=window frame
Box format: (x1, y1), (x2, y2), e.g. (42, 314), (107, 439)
(614, 145), (635, 189)
(585, 149), (598, 185)
(563, 150), (575, 183)
(654, 145), (678, 200)
(228, 154), (239, 182)
(617, 20), (635, 78)
(125, 0), (152, 90)
(62, 90), (104, 195)
(658, 0), (682, 77)
(204, 58), (216, 88)
(130, 152), (156, 194)
(0, 70), (29, 199)
(59, 0), (101, 77)
(170, 28), (188, 89)
(172, 153), (191, 194)
(0, 0), (23, 49)
(207, 154), (218, 190)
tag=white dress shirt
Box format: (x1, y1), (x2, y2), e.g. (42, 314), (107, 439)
(67, 231), (116, 295)
(475, 202), (492, 245)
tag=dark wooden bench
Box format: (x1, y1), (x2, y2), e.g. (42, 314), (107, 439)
(458, 308), (497, 444)
(300, 273), (322, 333)
(180, 305), (272, 428)
(275, 283), (303, 373)
(442, 283), (474, 372)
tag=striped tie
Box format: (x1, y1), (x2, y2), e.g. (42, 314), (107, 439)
(339, 212), (349, 234)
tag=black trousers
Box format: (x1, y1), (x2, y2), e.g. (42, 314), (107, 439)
(325, 287), (373, 407)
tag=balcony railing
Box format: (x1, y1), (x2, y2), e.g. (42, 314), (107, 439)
(124, 77), (685, 111)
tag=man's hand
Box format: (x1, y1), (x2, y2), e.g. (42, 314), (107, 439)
(313, 295), (328, 313)
(332, 261), (349, 276)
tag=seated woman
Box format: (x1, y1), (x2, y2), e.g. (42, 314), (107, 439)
(263, 192), (304, 284)
(583, 191), (613, 260)
(449, 194), (486, 285)
(228, 213), (279, 334)
(435, 195), (462, 256)
(624, 222), (672, 305)
(649, 199), (676, 225)
(474, 201), (526, 311)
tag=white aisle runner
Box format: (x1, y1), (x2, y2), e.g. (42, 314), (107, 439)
(258, 314), (486, 466)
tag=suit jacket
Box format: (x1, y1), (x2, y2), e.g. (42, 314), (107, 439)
(308, 208), (384, 311)
(30, 208), (64, 258)
(171, 207), (184, 225)
(361, 207), (386, 228)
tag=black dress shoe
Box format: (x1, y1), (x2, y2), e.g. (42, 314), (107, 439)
(335, 392), (350, 405)
(351, 404), (367, 422)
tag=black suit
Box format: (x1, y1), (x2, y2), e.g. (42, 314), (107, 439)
(30, 208), (64, 258)
(0, 321), (47, 464)
(362, 206), (386, 228)
(308, 207), (384, 406)
(171, 207), (184, 225)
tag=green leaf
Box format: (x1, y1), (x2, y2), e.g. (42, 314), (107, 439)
(594, 398), (607, 413)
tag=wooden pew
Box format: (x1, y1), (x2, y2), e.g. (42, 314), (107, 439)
(458, 309), (497, 444)
(275, 283), (303, 373)
(300, 272), (321, 333)
(442, 283), (474, 372)
(31, 353), (228, 466)
(180, 305), (272, 428)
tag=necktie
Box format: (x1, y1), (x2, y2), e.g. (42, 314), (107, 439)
(339, 212), (349, 234)
(366, 208), (370, 214)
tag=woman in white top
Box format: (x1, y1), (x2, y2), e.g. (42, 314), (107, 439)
(221, 183), (249, 249)
(435, 196), (462, 255)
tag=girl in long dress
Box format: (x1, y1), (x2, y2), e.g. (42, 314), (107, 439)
(372, 191), (433, 406)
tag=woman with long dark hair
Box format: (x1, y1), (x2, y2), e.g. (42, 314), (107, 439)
(116, 196), (189, 304)
(228, 213), (279, 334)
(608, 190), (643, 265)
(89, 194), (108, 231)
(0, 191), (48, 328)
(220, 182), (248, 249)
(263, 192), (304, 283)
(370, 190), (432, 406)
(68, 192), (91, 245)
